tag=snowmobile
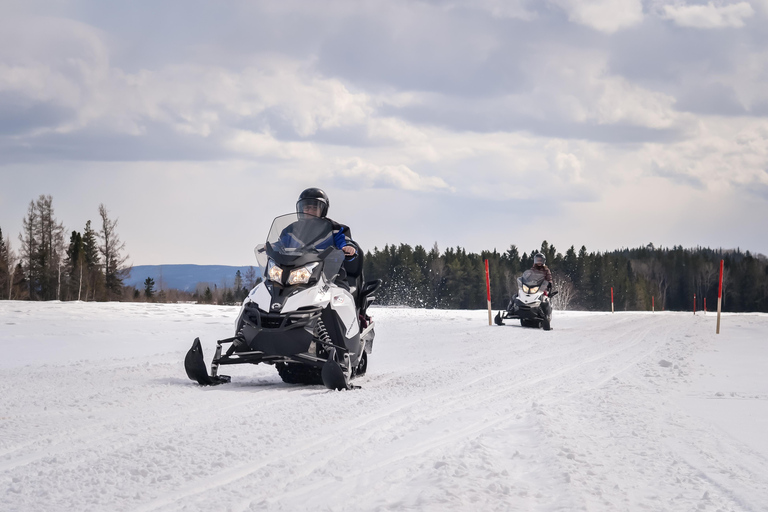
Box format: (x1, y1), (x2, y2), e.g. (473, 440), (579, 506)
(494, 269), (558, 330)
(184, 213), (380, 390)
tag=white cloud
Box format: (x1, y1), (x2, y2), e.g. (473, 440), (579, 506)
(332, 158), (452, 192)
(515, 48), (682, 129)
(641, 116), (768, 189)
(445, 0), (538, 20)
(662, 1), (755, 28)
(0, 17), (376, 144)
(549, 0), (644, 33)
(224, 130), (320, 160)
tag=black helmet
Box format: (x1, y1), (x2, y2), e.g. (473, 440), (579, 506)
(534, 252), (546, 266)
(296, 187), (329, 218)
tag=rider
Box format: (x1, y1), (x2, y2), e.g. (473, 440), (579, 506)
(531, 252), (552, 295)
(295, 188), (357, 260)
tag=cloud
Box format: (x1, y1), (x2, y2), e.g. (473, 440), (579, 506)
(549, 0), (644, 33)
(443, 0), (538, 20)
(641, 116), (768, 190)
(662, 1), (755, 28)
(330, 158), (452, 192)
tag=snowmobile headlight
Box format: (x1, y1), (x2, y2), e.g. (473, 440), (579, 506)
(529, 286), (540, 294)
(267, 260), (283, 282)
(288, 263), (319, 285)
(522, 284), (530, 293)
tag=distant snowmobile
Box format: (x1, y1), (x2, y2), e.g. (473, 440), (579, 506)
(185, 213), (380, 390)
(495, 269), (558, 330)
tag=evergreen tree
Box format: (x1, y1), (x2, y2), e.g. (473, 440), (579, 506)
(144, 277), (155, 300)
(234, 270), (244, 301)
(17, 196), (66, 300)
(81, 220), (101, 301)
(65, 231), (84, 300)
(0, 227), (8, 299)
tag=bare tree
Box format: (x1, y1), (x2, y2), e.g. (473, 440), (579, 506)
(97, 204), (131, 299)
(551, 274), (576, 311)
(694, 260), (718, 303)
(633, 259), (669, 310)
(244, 266), (259, 290)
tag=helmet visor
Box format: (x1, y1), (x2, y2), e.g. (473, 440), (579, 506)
(296, 198), (328, 218)
(534, 254), (545, 265)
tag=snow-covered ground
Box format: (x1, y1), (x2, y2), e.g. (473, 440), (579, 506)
(1, 301), (767, 512)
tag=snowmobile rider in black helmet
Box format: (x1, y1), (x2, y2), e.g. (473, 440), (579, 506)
(531, 252), (553, 295)
(295, 187), (357, 259)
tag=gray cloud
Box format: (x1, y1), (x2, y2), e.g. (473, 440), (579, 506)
(0, 92), (74, 135)
(0, 123), (231, 163)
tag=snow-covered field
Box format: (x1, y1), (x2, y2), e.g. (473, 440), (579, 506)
(1, 302), (767, 512)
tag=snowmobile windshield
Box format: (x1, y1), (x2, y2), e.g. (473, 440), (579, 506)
(520, 269), (546, 286)
(267, 213), (335, 254)
(262, 213), (344, 280)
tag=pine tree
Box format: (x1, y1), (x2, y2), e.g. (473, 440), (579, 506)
(0, 227), (7, 299)
(65, 231), (84, 300)
(144, 277), (155, 300)
(81, 220), (101, 301)
(234, 270), (244, 300)
(17, 196), (66, 300)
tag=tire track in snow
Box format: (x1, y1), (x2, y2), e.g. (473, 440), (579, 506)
(134, 314), (670, 510)
(0, 372), (304, 473)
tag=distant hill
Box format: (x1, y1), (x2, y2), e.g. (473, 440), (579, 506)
(124, 265), (261, 292)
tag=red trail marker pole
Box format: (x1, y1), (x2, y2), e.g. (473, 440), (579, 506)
(716, 259), (724, 334)
(652, 296), (655, 313)
(704, 297), (707, 314)
(485, 259), (492, 326)
(611, 287), (614, 313)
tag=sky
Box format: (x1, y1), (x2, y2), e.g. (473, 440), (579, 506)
(2, 0), (768, 265)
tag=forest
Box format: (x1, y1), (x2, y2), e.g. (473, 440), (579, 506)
(2, 196), (767, 311)
(362, 241), (768, 313)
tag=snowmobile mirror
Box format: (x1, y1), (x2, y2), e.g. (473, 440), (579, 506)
(254, 244), (268, 268)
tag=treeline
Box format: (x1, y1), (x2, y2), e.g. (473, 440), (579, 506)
(140, 269), (261, 305)
(0, 195), (130, 302)
(4, 198), (767, 311)
(363, 242), (768, 312)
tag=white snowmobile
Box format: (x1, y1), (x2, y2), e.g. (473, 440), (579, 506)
(184, 213), (380, 390)
(494, 269), (557, 330)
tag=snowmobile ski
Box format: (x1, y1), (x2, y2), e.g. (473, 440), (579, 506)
(184, 337), (231, 386)
(321, 347), (357, 390)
